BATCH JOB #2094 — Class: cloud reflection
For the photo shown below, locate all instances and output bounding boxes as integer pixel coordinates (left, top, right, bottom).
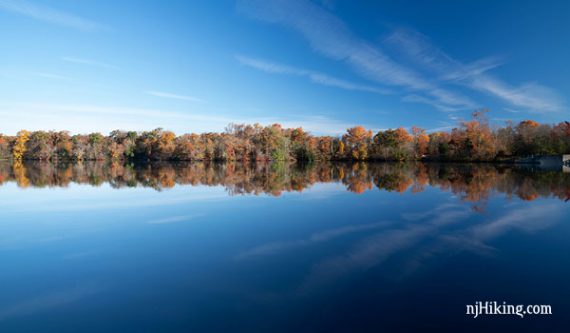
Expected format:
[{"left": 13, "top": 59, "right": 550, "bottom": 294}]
[{"left": 0, "top": 284, "right": 103, "bottom": 322}]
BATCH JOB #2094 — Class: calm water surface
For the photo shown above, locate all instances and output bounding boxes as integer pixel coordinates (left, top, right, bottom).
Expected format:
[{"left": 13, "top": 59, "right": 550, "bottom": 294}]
[{"left": 0, "top": 162, "right": 569, "bottom": 332}]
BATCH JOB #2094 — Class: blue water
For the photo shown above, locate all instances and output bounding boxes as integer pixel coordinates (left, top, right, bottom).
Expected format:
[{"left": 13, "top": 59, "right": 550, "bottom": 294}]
[{"left": 0, "top": 162, "right": 569, "bottom": 332}]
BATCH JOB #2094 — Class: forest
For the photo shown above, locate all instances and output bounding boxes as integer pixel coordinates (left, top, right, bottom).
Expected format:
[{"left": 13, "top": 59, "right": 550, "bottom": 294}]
[{"left": 1, "top": 111, "right": 569, "bottom": 162}]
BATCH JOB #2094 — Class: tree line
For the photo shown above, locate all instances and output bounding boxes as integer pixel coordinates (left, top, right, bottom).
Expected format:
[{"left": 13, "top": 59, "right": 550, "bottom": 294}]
[{"left": 1, "top": 110, "right": 568, "bottom": 162}]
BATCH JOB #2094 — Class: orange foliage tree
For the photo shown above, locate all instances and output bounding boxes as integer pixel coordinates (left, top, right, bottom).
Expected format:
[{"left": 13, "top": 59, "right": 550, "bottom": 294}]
[{"left": 342, "top": 126, "right": 373, "bottom": 160}]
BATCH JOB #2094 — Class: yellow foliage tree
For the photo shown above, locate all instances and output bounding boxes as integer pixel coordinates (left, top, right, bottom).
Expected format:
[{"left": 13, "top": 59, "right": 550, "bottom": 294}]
[
  {"left": 13, "top": 130, "right": 30, "bottom": 160},
  {"left": 338, "top": 141, "right": 345, "bottom": 156}
]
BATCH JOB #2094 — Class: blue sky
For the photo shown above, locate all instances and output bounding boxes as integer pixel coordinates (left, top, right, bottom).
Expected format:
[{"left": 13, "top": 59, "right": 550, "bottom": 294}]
[{"left": 0, "top": 0, "right": 568, "bottom": 135}]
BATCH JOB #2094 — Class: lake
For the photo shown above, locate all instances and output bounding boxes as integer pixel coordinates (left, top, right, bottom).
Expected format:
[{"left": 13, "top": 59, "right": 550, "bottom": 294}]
[{"left": 0, "top": 161, "right": 569, "bottom": 332}]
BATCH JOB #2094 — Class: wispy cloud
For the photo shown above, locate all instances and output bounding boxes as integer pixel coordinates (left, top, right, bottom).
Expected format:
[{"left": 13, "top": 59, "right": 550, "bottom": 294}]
[
  {"left": 385, "top": 28, "right": 564, "bottom": 112},
  {"left": 146, "top": 91, "right": 205, "bottom": 102},
  {"left": 0, "top": 284, "right": 103, "bottom": 322},
  {"left": 236, "top": 55, "right": 392, "bottom": 95},
  {"left": 470, "top": 76, "right": 563, "bottom": 112},
  {"left": 0, "top": 0, "right": 106, "bottom": 31},
  {"left": 147, "top": 214, "right": 206, "bottom": 224},
  {"left": 236, "top": 55, "right": 305, "bottom": 75},
  {"left": 470, "top": 204, "right": 560, "bottom": 240},
  {"left": 426, "top": 125, "right": 454, "bottom": 133},
  {"left": 238, "top": 0, "right": 475, "bottom": 111},
  {"left": 439, "top": 203, "right": 562, "bottom": 257},
  {"left": 295, "top": 207, "right": 471, "bottom": 292},
  {"left": 31, "top": 72, "right": 71, "bottom": 80},
  {"left": 238, "top": 0, "right": 424, "bottom": 87},
  {"left": 402, "top": 94, "right": 461, "bottom": 112},
  {"left": 384, "top": 28, "right": 503, "bottom": 81},
  {"left": 61, "top": 57, "right": 117, "bottom": 70},
  {"left": 239, "top": 1, "right": 564, "bottom": 113},
  {"left": 236, "top": 221, "right": 392, "bottom": 259}
]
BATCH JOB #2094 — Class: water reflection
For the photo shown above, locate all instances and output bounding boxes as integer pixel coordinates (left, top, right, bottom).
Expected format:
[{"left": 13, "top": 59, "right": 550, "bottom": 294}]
[
  {"left": 1, "top": 161, "right": 569, "bottom": 205},
  {"left": 1, "top": 161, "right": 569, "bottom": 332}
]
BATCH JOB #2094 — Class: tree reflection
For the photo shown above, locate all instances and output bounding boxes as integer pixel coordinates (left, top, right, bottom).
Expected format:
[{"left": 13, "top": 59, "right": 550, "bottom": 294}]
[{"left": 1, "top": 161, "right": 569, "bottom": 206}]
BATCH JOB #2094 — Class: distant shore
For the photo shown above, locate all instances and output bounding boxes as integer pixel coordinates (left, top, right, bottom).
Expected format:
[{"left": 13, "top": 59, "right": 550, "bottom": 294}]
[{"left": 1, "top": 112, "right": 568, "bottom": 163}]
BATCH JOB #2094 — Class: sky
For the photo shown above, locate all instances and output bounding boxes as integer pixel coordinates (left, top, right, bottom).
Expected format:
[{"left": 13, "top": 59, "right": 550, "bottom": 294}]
[{"left": 0, "top": 0, "right": 569, "bottom": 136}]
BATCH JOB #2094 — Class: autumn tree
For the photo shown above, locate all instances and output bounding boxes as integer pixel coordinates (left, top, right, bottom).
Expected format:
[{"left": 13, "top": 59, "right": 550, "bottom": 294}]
[
  {"left": 459, "top": 110, "right": 496, "bottom": 160},
  {"left": 336, "top": 140, "right": 345, "bottom": 159},
  {"left": 514, "top": 120, "right": 542, "bottom": 156},
  {"left": 290, "top": 127, "right": 315, "bottom": 161},
  {"left": 178, "top": 134, "right": 205, "bottom": 161},
  {"left": 495, "top": 122, "right": 516, "bottom": 158},
  {"left": 85, "top": 133, "right": 106, "bottom": 160},
  {"left": 427, "top": 132, "right": 451, "bottom": 159},
  {"left": 550, "top": 121, "right": 570, "bottom": 154},
  {"left": 343, "top": 126, "right": 372, "bottom": 160},
  {"left": 372, "top": 127, "right": 413, "bottom": 160},
  {"left": 53, "top": 131, "right": 72, "bottom": 160},
  {"left": 315, "top": 136, "right": 334, "bottom": 160},
  {"left": 109, "top": 130, "right": 137, "bottom": 160},
  {"left": 251, "top": 124, "right": 290, "bottom": 161},
  {"left": 0, "top": 134, "right": 10, "bottom": 160},
  {"left": 155, "top": 130, "right": 177, "bottom": 160},
  {"left": 136, "top": 129, "right": 162, "bottom": 160},
  {"left": 12, "top": 130, "right": 30, "bottom": 160},
  {"left": 411, "top": 126, "right": 429, "bottom": 158},
  {"left": 26, "top": 131, "right": 52, "bottom": 160},
  {"left": 71, "top": 134, "right": 89, "bottom": 160}
]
